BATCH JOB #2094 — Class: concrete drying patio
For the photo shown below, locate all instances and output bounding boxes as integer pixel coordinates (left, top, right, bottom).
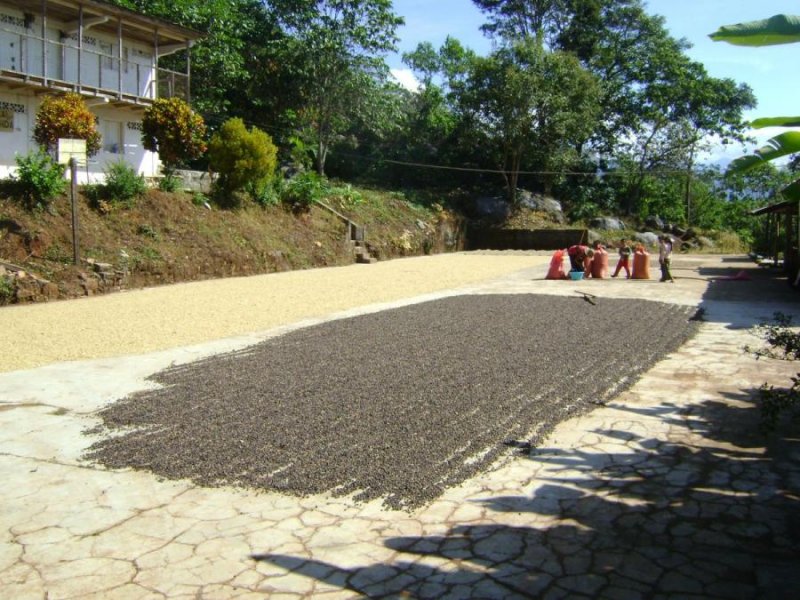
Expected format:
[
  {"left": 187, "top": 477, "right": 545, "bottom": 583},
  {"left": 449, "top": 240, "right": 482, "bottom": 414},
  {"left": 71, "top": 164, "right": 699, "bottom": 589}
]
[{"left": 1, "top": 252, "right": 799, "bottom": 599}]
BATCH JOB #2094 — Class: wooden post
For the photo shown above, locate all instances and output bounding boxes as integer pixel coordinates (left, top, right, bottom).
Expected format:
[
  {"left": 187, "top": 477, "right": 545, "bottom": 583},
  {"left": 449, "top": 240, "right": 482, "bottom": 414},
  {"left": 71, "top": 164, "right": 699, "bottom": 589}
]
[{"left": 70, "top": 157, "right": 79, "bottom": 265}]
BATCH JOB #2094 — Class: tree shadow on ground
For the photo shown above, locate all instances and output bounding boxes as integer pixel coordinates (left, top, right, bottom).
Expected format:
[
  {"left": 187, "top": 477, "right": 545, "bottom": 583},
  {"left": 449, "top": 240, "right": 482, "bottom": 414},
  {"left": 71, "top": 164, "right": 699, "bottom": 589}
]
[{"left": 252, "top": 394, "right": 800, "bottom": 599}]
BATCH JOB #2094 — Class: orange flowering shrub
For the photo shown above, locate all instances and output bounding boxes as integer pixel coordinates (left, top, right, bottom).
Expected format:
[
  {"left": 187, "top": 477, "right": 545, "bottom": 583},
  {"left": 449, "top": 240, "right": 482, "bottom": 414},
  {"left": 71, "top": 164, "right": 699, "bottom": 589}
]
[
  {"left": 141, "top": 98, "right": 207, "bottom": 169},
  {"left": 33, "top": 93, "right": 101, "bottom": 156}
]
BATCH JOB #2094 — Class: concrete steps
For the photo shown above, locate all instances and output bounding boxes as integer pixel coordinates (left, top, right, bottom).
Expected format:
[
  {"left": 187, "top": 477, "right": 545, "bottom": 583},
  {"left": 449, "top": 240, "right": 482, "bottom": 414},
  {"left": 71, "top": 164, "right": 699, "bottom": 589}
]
[{"left": 353, "top": 240, "right": 377, "bottom": 264}]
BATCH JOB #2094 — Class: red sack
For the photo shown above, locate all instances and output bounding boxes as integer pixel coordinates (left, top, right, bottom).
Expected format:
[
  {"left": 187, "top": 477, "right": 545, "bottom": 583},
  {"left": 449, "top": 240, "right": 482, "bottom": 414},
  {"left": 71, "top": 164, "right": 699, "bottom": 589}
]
[
  {"left": 591, "top": 249, "right": 609, "bottom": 279},
  {"left": 546, "top": 249, "right": 570, "bottom": 280},
  {"left": 632, "top": 249, "right": 650, "bottom": 279}
]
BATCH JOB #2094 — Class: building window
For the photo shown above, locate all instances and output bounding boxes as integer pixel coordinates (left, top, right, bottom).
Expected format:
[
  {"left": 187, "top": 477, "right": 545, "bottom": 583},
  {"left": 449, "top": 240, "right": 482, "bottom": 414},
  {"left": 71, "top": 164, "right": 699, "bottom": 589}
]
[
  {"left": 100, "top": 41, "right": 115, "bottom": 70},
  {"left": 103, "top": 120, "right": 123, "bottom": 154}
]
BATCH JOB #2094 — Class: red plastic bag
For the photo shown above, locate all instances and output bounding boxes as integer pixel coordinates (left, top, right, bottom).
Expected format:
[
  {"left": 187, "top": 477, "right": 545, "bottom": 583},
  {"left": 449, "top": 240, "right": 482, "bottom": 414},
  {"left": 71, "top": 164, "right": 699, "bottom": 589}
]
[
  {"left": 632, "top": 248, "right": 650, "bottom": 279},
  {"left": 546, "top": 249, "right": 570, "bottom": 280}
]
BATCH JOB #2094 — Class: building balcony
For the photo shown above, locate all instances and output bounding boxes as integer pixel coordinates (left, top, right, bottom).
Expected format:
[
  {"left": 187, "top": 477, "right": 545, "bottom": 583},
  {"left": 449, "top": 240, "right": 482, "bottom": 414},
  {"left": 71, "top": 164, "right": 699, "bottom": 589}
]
[
  {"left": 0, "top": 27, "right": 189, "bottom": 108},
  {"left": 0, "top": 0, "right": 201, "bottom": 109}
]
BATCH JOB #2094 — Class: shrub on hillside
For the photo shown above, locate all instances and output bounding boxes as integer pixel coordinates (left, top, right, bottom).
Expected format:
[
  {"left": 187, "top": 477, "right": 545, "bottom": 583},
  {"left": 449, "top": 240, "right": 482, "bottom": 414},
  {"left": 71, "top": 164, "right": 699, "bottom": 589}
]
[
  {"left": 281, "top": 171, "right": 328, "bottom": 212},
  {"left": 84, "top": 162, "right": 146, "bottom": 212},
  {"left": 208, "top": 118, "right": 278, "bottom": 205},
  {"left": 104, "top": 161, "right": 147, "bottom": 205},
  {"left": 142, "top": 98, "right": 207, "bottom": 173},
  {"left": 11, "top": 151, "right": 66, "bottom": 209},
  {"left": 33, "top": 93, "right": 101, "bottom": 156}
]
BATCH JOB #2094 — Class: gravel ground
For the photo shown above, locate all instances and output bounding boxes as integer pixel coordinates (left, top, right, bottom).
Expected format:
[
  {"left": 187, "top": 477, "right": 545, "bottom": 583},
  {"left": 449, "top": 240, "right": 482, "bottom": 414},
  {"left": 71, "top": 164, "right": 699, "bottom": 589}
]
[
  {"left": 86, "top": 294, "right": 699, "bottom": 510},
  {"left": 0, "top": 253, "right": 540, "bottom": 372}
]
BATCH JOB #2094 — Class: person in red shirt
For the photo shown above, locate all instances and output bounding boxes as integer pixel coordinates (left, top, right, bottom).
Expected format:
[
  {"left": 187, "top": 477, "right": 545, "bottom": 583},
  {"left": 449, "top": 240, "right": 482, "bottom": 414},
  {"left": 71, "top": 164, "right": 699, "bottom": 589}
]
[{"left": 567, "top": 244, "right": 588, "bottom": 272}]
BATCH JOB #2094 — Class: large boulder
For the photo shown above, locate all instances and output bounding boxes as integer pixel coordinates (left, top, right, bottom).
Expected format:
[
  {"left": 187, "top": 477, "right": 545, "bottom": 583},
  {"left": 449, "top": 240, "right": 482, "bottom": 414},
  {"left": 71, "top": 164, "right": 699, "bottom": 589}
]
[
  {"left": 645, "top": 215, "right": 665, "bottom": 230},
  {"left": 472, "top": 196, "right": 512, "bottom": 220},
  {"left": 589, "top": 216, "right": 625, "bottom": 231},
  {"left": 517, "top": 190, "right": 564, "bottom": 219},
  {"left": 634, "top": 232, "right": 660, "bottom": 247},
  {"left": 696, "top": 235, "right": 715, "bottom": 249}
]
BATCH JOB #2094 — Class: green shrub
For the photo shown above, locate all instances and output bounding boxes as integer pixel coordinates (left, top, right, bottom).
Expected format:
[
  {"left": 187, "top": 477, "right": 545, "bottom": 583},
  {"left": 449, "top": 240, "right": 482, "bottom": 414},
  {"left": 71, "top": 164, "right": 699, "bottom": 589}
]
[
  {"left": 12, "top": 151, "right": 66, "bottom": 209},
  {"left": 208, "top": 118, "right": 278, "bottom": 202},
  {"left": 142, "top": 97, "right": 207, "bottom": 170},
  {"left": 158, "top": 170, "right": 182, "bottom": 192},
  {"left": 329, "top": 183, "right": 363, "bottom": 207},
  {"left": 747, "top": 312, "right": 800, "bottom": 430},
  {"left": 104, "top": 161, "right": 146, "bottom": 205},
  {"left": 281, "top": 171, "right": 328, "bottom": 211},
  {"left": 34, "top": 93, "right": 101, "bottom": 156},
  {"left": 136, "top": 223, "right": 159, "bottom": 240},
  {"left": 191, "top": 191, "right": 210, "bottom": 207},
  {"left": 0, "top": 275, "right": 14, "bottom": 305},
  {"left": 249, "top": 175, "right": 283, "bottom": 208}
]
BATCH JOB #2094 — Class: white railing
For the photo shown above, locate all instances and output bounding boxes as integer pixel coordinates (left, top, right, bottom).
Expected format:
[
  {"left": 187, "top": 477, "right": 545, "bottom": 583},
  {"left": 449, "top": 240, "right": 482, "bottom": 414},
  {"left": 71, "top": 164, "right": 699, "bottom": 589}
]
[{"left": 0, "top": 26, "right": 189, "bottom": 102}]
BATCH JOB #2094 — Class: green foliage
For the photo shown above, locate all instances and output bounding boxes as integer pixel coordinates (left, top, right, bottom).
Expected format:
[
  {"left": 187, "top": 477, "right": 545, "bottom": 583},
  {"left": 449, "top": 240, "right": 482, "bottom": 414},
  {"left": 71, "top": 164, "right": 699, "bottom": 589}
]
[
  {"left": 271, "top": 0, "right": 404, "bottom": 175},
  {"left": 249, "top": 176, "right": 283, "bottom": 208},
  {"left": 33, "top": 93, "right": 101, "bottom": 156},
  {"left": 191, "top": 192, "right": 210, "bottom": 207},
  {"left": 712, "top": 13, "right": 800, "bottom": 199},
  {"left": 463, "top": 38, "right": 601, "bottom": 201},
  {"left": 281, "top": 171, "right": 328, "bottom": 211},
  {"left": 746, "top": 312, "right": 800, "bottom": 430},
  {"left": 142, "top": 98, "right": 207, "bottom": 169},
  {"left": 0, "top": 275, "right": 14, "bottom": 305},
  {"left": 104, "top": 161, "right": 147, "bottom": 206},
  {"left": 329, "top": 183, "right": 364, "bottom": 207},
  {"left": 136, "top": 223, "right": 159, "bottom": 240},
  {"left": 12, "top": 151, "right": 67, "bottom": 209},
  {"left": 208, "top": 118, "right": 278, "bottom": 200},
  {"left": 158, "top": 171, "right": 182, "bottom": 192},
  {"left": 710, "top": 14, "right": 800, "bottom": 46}
]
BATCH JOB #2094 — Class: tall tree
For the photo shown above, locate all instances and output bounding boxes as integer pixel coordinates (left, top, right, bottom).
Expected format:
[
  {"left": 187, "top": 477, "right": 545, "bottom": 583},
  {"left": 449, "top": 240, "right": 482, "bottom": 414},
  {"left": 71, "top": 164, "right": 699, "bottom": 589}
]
[
  {"left": 110, "top": 0, "right": 282, "bottom": 124},
  {"left": 473, "top": 0, "right": 567, "bottom": 42},
  {"left": 461, "top": 39, "right": 600, "bottom": 202},
  {"left": 270, "top": 0, "right": 403, "bottom": 175}
]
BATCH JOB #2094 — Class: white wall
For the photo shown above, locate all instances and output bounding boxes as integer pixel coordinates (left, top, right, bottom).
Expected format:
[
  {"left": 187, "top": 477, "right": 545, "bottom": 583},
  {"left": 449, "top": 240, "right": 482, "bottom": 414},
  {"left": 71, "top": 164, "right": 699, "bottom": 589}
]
[
  {"left": 0, "top": 3, "right": 162, "bottom": 182},
  {"left": 0, "top": 92, "right": 160, "bottom": 183}
]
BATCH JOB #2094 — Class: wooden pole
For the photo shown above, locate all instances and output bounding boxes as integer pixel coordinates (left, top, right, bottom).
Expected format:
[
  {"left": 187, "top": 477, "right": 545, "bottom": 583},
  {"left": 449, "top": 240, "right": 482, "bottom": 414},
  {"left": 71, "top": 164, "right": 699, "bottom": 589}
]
[{"left": 70, "top": 157, "right": 79, "bottom": 265}]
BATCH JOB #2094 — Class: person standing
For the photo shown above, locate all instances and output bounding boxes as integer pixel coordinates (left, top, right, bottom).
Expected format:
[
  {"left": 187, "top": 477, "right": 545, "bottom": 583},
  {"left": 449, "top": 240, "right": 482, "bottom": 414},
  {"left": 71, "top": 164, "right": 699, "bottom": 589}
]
[
  {"left": 612, "top": 239, "right": 632, "bottom": 278},
  {"left": 658, "top": 235, "right": 675, "bottom": 282}
]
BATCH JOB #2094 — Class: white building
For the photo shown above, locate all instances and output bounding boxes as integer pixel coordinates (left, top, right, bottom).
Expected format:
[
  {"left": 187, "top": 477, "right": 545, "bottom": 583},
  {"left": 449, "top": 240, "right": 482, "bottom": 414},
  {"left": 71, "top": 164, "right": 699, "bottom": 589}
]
[{"left": 0, "top": 0, "right": 201, "bottom": 182}]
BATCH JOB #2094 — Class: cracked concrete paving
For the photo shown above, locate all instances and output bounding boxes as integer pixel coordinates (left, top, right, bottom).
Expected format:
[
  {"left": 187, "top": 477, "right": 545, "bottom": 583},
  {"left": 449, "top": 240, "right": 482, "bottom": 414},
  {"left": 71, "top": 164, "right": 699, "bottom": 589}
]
[{"left": 2, "top": 252, "right": 799, "bottom": 599}]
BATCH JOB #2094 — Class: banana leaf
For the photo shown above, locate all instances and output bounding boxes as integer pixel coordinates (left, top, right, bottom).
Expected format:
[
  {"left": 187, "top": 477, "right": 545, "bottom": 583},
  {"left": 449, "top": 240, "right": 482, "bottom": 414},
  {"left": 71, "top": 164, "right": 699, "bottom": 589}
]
[
  {"left": 727, "top": 131, "right": 800, "bottom": 173},
  {"left": 750, "top": 116, "right": 800, "bottom": 128},
  {"left": 781, "top": 178, "right": 800, "bottom": 201},
  {"left": 710, "top": 14, "right": 800, "bottom": 46}
]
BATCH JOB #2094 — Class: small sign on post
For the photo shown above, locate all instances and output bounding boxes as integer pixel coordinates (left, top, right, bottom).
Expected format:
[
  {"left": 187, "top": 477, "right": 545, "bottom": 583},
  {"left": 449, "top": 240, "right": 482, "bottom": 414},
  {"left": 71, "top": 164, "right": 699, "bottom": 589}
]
[
  {"left": 58, "top": 138, "right": 87, "bottom": 167},
  {"left": 58, "top": 139, "right": 86, "bottom": 265}
]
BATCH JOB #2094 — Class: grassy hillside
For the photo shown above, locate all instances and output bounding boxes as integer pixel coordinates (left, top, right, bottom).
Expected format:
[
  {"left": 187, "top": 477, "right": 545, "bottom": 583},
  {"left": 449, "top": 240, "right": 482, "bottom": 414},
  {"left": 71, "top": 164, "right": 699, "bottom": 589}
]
[{"left": 0, "top": 186, "right": 464, "bottom": 305}]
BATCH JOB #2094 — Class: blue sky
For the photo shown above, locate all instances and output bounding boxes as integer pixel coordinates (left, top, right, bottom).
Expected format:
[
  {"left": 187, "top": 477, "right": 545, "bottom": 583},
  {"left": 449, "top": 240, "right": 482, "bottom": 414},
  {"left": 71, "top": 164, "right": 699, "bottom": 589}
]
[{"left": 387, "top": 0, "right": 800, "bottom": 163}]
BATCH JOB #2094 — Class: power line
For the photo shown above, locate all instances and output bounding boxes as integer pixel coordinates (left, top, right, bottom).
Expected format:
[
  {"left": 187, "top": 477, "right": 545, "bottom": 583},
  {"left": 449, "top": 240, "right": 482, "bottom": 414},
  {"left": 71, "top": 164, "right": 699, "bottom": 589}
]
[{"left": 379, "top": 157, "right": 696, "bottom": 177}]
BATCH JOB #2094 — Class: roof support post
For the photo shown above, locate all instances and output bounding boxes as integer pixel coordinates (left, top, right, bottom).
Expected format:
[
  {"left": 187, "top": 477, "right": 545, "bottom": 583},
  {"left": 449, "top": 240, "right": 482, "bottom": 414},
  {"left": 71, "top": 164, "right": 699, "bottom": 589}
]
[
  {"left": 41, "top": 0, "right": 48, "bottom": 85},
  {"left": 152, "top": 28, "right": 158, "bottom": 100},
  {"left": 117, "top": 17, "right": 123, "bottom": 98},
  {"left": 186, "top": 41, "right": 191, "bottom": 103},
  {"left": 77, "top": 4, "right": 83, "bottom": 93}
]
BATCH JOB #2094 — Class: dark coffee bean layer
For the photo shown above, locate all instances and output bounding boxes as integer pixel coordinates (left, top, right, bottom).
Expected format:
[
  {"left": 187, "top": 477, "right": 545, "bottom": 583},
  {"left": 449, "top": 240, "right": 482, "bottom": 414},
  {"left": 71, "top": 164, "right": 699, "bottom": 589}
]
[{"left": 86, "top": 294, "right": 698, "bottom": 510}]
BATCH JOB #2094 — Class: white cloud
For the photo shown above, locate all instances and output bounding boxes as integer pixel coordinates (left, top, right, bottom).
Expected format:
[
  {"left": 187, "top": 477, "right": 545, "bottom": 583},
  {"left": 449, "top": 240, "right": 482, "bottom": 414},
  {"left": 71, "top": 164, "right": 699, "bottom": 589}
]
[
  {"left": 390, "top": 68, "right": 421, "bottom": 92},
  {"left": 700, "top": 126, "right": 794, "bottom": 167}
]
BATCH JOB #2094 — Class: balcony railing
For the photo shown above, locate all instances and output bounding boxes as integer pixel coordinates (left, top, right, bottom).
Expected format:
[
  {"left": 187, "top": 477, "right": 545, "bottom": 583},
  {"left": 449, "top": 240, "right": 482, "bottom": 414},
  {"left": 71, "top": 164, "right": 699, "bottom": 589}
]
[{"left": 0, "top": 26, "right": 189, "bottom": 104}]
